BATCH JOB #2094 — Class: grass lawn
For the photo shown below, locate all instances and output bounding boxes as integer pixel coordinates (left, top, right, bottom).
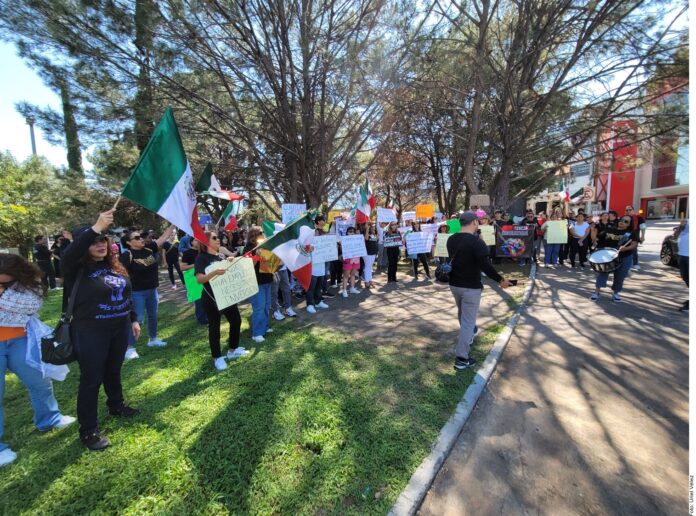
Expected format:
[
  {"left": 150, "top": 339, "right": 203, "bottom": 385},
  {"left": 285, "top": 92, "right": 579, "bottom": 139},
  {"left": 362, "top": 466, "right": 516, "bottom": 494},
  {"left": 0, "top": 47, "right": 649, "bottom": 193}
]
[{"left": 1, "top": 281, "right": 513, "bottom": 515}]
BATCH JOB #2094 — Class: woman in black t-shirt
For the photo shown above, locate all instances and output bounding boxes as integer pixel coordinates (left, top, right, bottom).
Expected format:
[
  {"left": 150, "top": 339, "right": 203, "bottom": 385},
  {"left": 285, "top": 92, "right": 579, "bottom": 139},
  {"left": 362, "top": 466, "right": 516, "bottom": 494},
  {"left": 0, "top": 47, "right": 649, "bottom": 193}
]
[
  {"left": 162, "top": 238, "right": 185, "bottom": 290},
  {"left": 590, "top": 216, "right": 639, "bottom": 303},
  {"left": 195, "top": 231, "right": 247, "bottom": 371}
]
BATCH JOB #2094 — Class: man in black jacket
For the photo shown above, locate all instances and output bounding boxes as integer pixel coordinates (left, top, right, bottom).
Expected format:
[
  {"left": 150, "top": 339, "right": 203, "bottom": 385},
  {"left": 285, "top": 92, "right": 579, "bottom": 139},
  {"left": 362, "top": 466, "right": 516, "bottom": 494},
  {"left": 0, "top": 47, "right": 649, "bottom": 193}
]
[{"left": 33, "top": 235, "right": 56, "bottom": 289}]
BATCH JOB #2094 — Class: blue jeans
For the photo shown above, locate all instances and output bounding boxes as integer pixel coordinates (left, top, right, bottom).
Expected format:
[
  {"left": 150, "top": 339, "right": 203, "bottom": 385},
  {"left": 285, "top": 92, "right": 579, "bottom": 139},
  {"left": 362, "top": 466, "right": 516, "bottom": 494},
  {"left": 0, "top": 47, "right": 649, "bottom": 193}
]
[
  {"left": 0, "top": 336, "right": 62, "bottom": 451},
  {"left": 250, "top": 283, "right": 272, "bottom": 337},
  {"left": 194, "top": 299, "right": 208, "bottom": 324},
  {"left": 544, "top": 242, "right": 560, "bottom": 264},
  {"left": 596, "top": 255, "right": 633, "bottom": 293},
  {"left": 129, "top": 288, "right": 159, "bottom": 345}
]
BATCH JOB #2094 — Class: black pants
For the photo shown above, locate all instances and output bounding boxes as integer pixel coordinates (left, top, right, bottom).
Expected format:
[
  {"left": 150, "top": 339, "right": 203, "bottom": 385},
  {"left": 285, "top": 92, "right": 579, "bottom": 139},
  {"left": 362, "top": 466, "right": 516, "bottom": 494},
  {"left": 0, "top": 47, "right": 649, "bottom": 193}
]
[
  {"left": 37, "top": 260, "right": 56, "bottom": 289},
  {"left": 72, "top": 317, "right": 130, "bottom": 436},
  {"left": 569, "top": 239, "right": 588, "bottom": 266},
  {"left": 167, "top": 260, "right": 185, "bottom": 286},
  {"left": 490, "top": 245, "right": 500, "bottom": 264},
  {"left": 679, "top": 255, "right": 689, "bottom": 307},
  {"left": 201, "top": 291, "right": 241, "bottom": 358},
  {"left": 330, "top": 260, "right": 343, "bottom": 286},
  {"left": 53, "top": 258, "right": 61, "bottom": 278},
  {"left": 306, "top": 275, "right": 324, "bottom": 306},
  {"left": 412, "top": 254, "right": 430, "bottom": 278},
  {"left": 386, "top": 247, "right": 400, "bottom": 282}
]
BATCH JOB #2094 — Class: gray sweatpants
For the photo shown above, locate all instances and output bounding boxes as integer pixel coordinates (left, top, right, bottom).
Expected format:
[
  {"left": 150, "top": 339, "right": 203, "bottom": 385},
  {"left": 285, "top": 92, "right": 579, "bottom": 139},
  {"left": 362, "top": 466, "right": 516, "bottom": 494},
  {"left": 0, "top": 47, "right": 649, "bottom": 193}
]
[
  {"left": 449, "top": 286, "right": 482, "bottom": 359},
  {"left": 271, "top": 269, "right": 292, "bottom": 312}
]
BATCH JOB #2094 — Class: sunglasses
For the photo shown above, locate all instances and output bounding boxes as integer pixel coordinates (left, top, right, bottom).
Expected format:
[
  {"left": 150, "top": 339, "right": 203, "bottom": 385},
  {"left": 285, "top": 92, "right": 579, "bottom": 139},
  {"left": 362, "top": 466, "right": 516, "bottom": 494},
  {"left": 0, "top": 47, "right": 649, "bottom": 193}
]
[
  {"left": 0, "top": 280, "right": 16, "bottom": 288},
  {"left": 210, "top": 236, "right": 219, "bottom": 240},
  {"left": 130, "top": 235, "right": 142, "bottom": 241},
  {"left": 620, "top": 219, "right": 631, "bottom": 224}
]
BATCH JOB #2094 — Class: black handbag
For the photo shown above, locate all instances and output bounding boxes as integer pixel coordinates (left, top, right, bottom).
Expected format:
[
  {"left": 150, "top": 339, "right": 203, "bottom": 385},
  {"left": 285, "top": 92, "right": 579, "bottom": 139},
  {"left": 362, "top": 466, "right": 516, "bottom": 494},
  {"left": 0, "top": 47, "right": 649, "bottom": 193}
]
[{"left": 41, "top": 269, "right": 84, "bottom": 365}]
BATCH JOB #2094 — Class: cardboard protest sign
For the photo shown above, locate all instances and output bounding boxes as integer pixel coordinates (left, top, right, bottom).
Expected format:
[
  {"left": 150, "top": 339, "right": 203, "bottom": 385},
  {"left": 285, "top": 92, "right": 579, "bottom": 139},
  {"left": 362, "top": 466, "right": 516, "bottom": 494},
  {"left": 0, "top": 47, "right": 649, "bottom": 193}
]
[
  {"left": 383, "top": 232, "right": 403, "bottom": 248},
  {"left": 479, "top": 225, "right": 496, "bottom": 246},
  {"left": 336, "top": 219, "right": 355, "bottom": 236},
  {"left": 377, "top": 207, "right": 397, "bottom": 223},
  {"left": 446, "top": 219, "right": 461, "bottom": 234},
  {"left": 327, "top": 210, "right": 342, "bottom": 222},
  {"left": 339, "top": 234, "right": 367, "bottom": 259},
  {"left": 405, "top": 232, "right": 431, "bottom": 255},
  {"left": 281, "top": 203, "right": 306, "bottom": 224},
  {"left": 402, "top": 211, "right": 416, "bottom": 223},
  {"left": 415, "top": 204, "right": 434, "bottom": 219},
  {"left": 496, "top": 225, "right": 534, "bottom": 258},
  {"left": 420, "top": 223, "right": 439, "bottom": 235},
  {"left": 311, "top": 235, "right": 338, "bottom": 263},
  {"left": 545, "top": 220, "right": 568, "bottom": 244},
  {"left": 183, "top": 268, "right": 203, "bottom": 302},
  {"left": 434, "top": 234, "right": 451, "bottom": 257},
  {"left": 434, "top": 211, "right": 443, "bottom": 221},
  {"left": 206, "top": 257, "right": 259, "bottom": 310}
]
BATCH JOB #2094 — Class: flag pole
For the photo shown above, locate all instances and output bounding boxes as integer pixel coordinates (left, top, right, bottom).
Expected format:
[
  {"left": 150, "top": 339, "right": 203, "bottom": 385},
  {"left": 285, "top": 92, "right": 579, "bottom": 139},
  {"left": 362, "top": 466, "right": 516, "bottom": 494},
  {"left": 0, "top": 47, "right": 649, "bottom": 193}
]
[{"left": 112, "top": 196, "right": 121, "bottom": 211}]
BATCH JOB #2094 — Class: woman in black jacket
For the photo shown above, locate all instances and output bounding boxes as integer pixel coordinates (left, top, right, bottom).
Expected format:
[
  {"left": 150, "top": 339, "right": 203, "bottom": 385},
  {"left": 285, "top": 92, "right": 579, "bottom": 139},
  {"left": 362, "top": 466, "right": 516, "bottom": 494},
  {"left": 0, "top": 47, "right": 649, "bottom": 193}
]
[{"left": 61, "top": 209, "right": 140, "bottom": 451}]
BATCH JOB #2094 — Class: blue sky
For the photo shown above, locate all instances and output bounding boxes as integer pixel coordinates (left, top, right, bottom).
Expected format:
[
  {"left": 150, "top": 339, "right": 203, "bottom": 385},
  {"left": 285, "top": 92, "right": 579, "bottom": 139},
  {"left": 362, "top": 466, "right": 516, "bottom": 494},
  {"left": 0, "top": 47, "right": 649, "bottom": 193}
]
[{"left": 0, "top": 41, "right": 67, "bottom": 167}]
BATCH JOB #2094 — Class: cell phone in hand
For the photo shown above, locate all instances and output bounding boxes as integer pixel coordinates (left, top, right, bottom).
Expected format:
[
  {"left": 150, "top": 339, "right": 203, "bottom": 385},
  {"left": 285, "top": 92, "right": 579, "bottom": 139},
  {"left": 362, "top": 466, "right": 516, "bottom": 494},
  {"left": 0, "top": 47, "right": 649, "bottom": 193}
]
[{"left": 509, "top": 279, "right": 518, "bottom": 286}]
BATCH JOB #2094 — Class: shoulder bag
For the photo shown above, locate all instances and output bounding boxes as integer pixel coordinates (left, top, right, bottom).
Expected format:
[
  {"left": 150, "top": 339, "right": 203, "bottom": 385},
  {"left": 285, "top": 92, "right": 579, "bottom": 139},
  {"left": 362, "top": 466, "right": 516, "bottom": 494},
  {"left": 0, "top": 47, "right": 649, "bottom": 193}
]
[{"left": 40, "top": 268, "right": 84, "bottom": 365}]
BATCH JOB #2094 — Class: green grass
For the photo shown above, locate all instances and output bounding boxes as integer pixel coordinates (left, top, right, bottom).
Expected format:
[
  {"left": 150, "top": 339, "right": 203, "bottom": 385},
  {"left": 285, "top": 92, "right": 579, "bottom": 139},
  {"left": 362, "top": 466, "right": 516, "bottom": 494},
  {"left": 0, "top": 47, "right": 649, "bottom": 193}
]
[{"left": 1, "top": 290, "right": 507, "bottom": 515}]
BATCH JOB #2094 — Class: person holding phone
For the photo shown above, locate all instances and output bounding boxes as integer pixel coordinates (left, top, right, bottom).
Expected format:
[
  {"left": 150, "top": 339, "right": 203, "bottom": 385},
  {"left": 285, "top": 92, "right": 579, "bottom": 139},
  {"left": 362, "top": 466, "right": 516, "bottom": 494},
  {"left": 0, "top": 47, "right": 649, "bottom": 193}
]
[{"left": 447, "top": 212, "right": 512, "bottom": 371}]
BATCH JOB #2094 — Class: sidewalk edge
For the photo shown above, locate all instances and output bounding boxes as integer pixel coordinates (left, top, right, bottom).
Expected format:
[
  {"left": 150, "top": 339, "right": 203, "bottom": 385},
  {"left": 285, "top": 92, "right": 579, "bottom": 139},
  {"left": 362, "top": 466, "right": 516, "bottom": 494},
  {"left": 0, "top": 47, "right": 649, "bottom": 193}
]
[{"left": 388, "top": 264, "right": 537, "bottom": 516}]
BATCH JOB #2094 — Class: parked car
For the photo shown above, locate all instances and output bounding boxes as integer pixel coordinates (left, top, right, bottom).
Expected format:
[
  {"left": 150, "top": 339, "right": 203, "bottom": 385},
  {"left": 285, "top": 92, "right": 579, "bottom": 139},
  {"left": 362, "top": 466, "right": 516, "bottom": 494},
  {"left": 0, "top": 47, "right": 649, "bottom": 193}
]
[{"left": 660, "top": 227, "right": 680, "bottom": 267}]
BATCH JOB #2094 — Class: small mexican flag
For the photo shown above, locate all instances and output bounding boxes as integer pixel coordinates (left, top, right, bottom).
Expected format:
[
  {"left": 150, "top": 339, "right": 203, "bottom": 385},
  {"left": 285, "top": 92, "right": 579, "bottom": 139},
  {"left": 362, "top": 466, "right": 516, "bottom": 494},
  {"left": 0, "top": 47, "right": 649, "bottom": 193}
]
[
  {"left": 355, "top": 177, "right": 375, "bottom": 224},
  {"left": 195, "top": 162, "right": 245, "bottom": 201},
  {"left": 559, "top": 179, "right": 570, "bottom": 203},
  {"left": 258, "top": 212, "right": 315, "bottom": 290},
  {"left": 121, "top": 108, "right": 207, "bottom": 243},
  {"left": 221, "top": 203, "right": 238, "bottom": 231}
]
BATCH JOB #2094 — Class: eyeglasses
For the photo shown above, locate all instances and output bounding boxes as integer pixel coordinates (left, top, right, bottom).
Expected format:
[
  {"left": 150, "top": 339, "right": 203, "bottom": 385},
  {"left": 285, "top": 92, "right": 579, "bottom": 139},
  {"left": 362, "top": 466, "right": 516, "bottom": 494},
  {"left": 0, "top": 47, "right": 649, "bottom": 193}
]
[{"left": 130, "top": 235, "right": 142, "bottom": 241}]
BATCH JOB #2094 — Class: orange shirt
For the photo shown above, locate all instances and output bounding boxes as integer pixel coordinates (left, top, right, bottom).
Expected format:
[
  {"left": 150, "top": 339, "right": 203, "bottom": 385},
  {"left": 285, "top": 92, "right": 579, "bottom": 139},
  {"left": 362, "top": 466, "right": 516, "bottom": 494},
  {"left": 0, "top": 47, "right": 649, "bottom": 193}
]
[{"left": 0, "top": 327, "right": 26, "bottom": 341}]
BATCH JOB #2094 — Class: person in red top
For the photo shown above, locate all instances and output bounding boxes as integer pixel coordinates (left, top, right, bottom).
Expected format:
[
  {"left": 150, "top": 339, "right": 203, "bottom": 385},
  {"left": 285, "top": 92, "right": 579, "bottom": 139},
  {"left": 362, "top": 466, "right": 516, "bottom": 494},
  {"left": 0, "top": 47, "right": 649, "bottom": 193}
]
[{"left": 623, "top": 206, "right": 646, "bottom": 270}]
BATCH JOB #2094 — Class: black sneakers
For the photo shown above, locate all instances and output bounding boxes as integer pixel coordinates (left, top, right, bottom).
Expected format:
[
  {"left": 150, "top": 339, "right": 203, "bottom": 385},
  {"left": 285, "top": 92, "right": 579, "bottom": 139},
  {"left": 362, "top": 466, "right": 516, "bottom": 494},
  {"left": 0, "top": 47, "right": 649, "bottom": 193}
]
[
  {"left": 322, "top": 291, "right": 336, "bottom": 299},
  {"left": 81, "top": 431, "right": 110, "bottom": 451},
  {"left": 109, "top": 405, "right": 140, "bottom": 418},
  {"left": 454, "top": 357, "right": 477, "bottom": 370}
]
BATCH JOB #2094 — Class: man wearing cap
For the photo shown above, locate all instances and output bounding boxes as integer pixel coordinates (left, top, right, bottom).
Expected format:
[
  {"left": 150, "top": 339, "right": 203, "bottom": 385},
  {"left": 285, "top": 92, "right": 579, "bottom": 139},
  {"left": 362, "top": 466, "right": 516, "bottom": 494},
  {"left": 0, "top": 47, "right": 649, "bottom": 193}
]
[{"left": 447, "top": 211, "right": 511, "bottom": 370}]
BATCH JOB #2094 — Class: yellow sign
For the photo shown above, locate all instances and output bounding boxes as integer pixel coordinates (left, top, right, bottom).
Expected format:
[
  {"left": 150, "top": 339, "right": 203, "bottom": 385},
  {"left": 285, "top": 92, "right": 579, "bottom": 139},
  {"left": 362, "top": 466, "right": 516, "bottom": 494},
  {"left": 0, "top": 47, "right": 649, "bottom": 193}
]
[
  {"left": 415, "top": 204, "right": 435, "bottom": 219},
  {"left": 207, "top": 257, "right": 259, "bottom": 310},
  {"left": 545, "top": 220, "right": 568, "bottom": 244},
  {"left": 327, "top": 210, "right": 342, "bottom": 222},
  {"left": 479, "top": 225, "right": 495, "bottom": 246},
  {"left": 434, "top": 234, "right": 451, "bottom": 257}
]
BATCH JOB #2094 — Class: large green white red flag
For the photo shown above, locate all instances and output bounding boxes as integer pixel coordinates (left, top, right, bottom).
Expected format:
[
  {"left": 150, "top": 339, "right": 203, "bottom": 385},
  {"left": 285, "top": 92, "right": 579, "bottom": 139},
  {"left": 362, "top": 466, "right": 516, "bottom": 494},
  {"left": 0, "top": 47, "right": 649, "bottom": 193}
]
[
  {"left": 121, "top": 108, "right": 207, "bottom": 243},
  {"left": 195, "top": 162, "right": 245, "bottom": 201},
  {"left": 220, "top": 203, "right": 238, "bottom": 231},
  {"left": 355, "top": 177, "right": 375, "bottom": 224},
  {"left": 258, "top": 212, "right": 315, "bottom": 290}
]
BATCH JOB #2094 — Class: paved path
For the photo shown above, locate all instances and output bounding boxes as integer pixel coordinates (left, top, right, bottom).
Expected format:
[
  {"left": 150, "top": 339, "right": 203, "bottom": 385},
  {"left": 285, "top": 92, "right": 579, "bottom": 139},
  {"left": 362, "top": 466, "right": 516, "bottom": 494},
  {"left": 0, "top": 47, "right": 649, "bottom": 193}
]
[{"left": 420, "top": 221, "right": 689, "bottom": 515}]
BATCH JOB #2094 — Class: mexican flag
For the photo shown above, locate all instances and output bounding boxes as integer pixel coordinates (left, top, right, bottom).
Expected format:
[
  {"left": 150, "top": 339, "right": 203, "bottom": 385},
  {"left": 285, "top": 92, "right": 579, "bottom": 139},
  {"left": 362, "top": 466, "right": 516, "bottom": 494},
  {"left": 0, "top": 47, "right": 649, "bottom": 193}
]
[
  {"left": 221, "top": 203, "right": 238, "bottom": 231},
  {"left": 258, "top": 212, "right": 315, "bottom": 290},
  {"left": 195, "top": 163, "right": 245, "bottom": 201},
  {"left": 559, "top": 179, "right": 570, "bottom": 203},
  {"left": 121, "top": 107, "right": 207, "bottom": 243},
  {"left": 355, "top": 177, "right": 375, "bottom": 224}
]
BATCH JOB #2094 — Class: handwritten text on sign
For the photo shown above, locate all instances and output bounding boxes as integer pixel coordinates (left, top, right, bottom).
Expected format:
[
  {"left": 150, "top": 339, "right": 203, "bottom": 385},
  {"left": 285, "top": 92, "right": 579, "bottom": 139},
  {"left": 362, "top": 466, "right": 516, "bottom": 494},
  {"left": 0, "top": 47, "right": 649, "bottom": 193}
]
[
  {"left": 311, "top": 235, "right": 338, "bottom": 263},
  {"left": 545, "top": 220, "right": 568, "bottom": 244},
  {"left": 405, "top": 232, "right": 432, "bottom": 254},
  {"left": 479, "top": 225, "right": 496, "bottom": 246},
  {"left": 206, "top": 257, "right": 259, "bottom": 311},
  {"left": 415, "top": 204, "right": 434, "bottom": 219},
  {"left": 434, "top": 234, "right": 451, "bottom": 257},
  {"left": 383, "top": 233, "right": 403, "bottom": 248},
  {"left": 376, "top": 207, "right": 397, "bottom": 223},
  {"left": 281, "top": 203, "right": 306, "bottom": 224},
  {"left": 340, "top": 234, "right": 367, "bottom": 259}
]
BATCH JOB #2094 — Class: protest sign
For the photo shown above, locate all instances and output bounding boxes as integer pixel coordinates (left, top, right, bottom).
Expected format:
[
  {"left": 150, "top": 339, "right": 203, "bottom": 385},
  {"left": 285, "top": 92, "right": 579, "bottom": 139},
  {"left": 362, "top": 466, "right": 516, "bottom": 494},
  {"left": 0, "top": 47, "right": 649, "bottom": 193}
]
[
  {"left": 434, "top": 211, "right": 443, "bottom": 221},
  {"left": 496, "top": 225, "right": 534, "bottom": 258},
  {"left": 336, "top": 218, "right": 355, "bottom": 236},
  {"left": 311, "top": 235, "right": 338, "bottom": 263},
  {"left": 420, "top": 223, "right": 439, "bottom": 235},
  {"left": 340, "top": 234, "right": 367, "bottom": 259},
  {"left": 402, "top": 211, "right": 416, "bottom": 223},
  {"left": 415, "top": 204, "right": 434, "bottom": 219},
  {"left": 470, "top": 194, "right": 490, "bottom": 207},
  {"left": 183, "top": 268, "right": 203, "bottom": 302},
  {"left": 383, "top": 232, "right": 403, "bottom": 248},
  {"left": 406, "top": 232, "right": 431, "bottom": 255},
  {"left": 281, "top": 203, "right": 306, "bottom": 224},
  {"left": 434, "top": 234, "right": 451, "bottom": 257},
  {"left": 545, "top": 220, "right": 568, "bottom": 244},
  {"left": 446, "top": 219, "right": 461, "bottom": 234},
  {"left": 479, "top": 225, "right": 496, "bottom": 246},
  {"left": 206, "top": 257, "right": 259, "bottom": 310},
  {"left": 327, "top": 210, "right": 342, "bottom": 222},
  {"left": 377, "top": 207, "right": 397, "bottom": 223}
]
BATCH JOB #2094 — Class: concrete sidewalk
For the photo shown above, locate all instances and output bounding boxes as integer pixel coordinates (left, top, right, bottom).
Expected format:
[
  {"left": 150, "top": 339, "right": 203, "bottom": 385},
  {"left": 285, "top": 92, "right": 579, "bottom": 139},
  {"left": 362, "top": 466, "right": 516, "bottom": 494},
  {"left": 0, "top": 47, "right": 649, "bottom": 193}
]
[{"left": 420, "top": 222, "right": 689, "bottom": 515}]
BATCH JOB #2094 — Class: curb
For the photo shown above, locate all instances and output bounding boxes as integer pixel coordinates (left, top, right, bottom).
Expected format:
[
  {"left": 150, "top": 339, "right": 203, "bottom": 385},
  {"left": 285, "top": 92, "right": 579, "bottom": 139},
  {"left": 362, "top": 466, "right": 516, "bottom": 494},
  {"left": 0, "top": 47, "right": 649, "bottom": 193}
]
[{"left": 388, "top": 264, "right": 537, "bottom": 516}]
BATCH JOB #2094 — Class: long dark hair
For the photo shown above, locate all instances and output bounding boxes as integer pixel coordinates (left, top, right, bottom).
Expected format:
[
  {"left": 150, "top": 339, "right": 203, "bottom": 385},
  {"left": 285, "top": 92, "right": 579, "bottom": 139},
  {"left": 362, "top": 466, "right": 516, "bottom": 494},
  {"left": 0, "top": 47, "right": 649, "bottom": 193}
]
[
  {"left": 0, "top": 253, "right": 46, "bottom": 297},
  {"left": 83, "top": 238, "right": 128, "bottom": 276},
  {"left": 199, "top": 231, "right": 217, "bottom": 254}
]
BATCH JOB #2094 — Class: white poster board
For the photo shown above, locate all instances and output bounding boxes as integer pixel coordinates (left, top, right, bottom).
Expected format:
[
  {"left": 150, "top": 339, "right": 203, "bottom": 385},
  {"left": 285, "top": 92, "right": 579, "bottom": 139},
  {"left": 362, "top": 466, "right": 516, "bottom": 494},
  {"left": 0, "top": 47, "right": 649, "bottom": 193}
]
[
  {"left": 311, "top": 235, "right": 338, "bottom": 263},
  {"left": 420, "top": 223, "right": 439, "bottom": 235},
  {"left": 434, "top": 234, "right": 451, "bottom": 257},
  {"left": 377, "top": 207, "right": 397, "bottom": 223},
  {"left": 336, "top": 219, "right": 355, "bottom": 236},
  {"left": 405, "top": 232, "right": 432, "bottom": 255},
  {"left": 206, "top": 257, "right": 259, "bottom": 310},
  {"left": 281, "top": 203, "right": 306, "bottom": 224},
  {"left": 340, "top": 234, "right": 368, "bottom": 259},
  {"left": 479, "top": 225, "right": 496, "bottom": 246},
  {"left": 402, "top": 211, "right": 416, "bottom": 223}
]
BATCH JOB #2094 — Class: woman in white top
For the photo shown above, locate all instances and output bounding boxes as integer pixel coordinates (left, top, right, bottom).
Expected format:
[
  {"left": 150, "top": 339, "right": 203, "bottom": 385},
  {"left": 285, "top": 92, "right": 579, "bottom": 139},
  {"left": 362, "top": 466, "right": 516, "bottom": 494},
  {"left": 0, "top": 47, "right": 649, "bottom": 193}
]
[{"left": 569, "top": 213, "right": 590, "bottom": 269}]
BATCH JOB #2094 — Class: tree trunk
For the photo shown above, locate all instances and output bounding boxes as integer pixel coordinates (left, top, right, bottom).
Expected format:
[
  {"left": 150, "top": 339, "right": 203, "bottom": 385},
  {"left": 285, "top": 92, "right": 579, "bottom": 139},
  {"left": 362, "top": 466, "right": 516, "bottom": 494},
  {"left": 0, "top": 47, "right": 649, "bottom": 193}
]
[
  {"left": 59, "top": 80, "right": 83, "bottom": 176},
  {"left": 134, "top": 0, "right": 155, "bottom": 153}
]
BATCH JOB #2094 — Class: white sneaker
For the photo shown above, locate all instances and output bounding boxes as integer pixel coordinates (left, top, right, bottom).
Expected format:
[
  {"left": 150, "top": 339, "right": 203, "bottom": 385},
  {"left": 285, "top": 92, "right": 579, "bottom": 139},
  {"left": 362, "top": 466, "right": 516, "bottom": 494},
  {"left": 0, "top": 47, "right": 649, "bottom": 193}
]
[
  {"left": 340, "top": 291, "right": 348, "bottom": 298},
  {"left": 0, "top": 448, "right": 17, "bottom": 467},
  {"left": 632, "top": 264, "right": 641, "bottom": 271},
  {"left": 147, "top": 338, "right": 167, "bottom": 347},
  {"left": 273, "top": 310, "right": 285, "bottom": 321},
  {"left": 252, "top": 335, "right": 265, "bottom": 343},
  {"left": 214, "top": 357, "right": 227, "bottom": 371},
  {"left": 285, "top": 307, "right": 297, "bottom": 317},
  {"left": 349, "top": 288, "right": 361, "bottom": 294},
  {"left": 306, "top": 305, "right": 317, "bottom": 314},
  {"left": 52, "top": 415, "right": 76, "bottom": 430},
  {"left": 317, "top": 301, "right": 329, "bottom": 309},
  {"left": 124, "top": 348, "right": 140, "bottom": 360},
  {"left": 612, "top": 293, "right": 622, "bottom": 302},
  {"left": 265, "top": 328, "right": 274, "bottom": 333},
  {"left": 171, "top": 284, "right": 178, "bottom": 291},
  {"left": 226, "top": 347, "right": 249, "bottom": 360}
]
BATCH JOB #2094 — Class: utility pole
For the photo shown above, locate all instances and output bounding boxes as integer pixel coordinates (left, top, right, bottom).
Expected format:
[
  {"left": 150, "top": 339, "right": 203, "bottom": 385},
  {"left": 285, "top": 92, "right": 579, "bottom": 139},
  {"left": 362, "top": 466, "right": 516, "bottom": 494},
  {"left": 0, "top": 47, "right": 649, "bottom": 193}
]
[{"left": 25, "top": 116, "right": 37, "bottom": 156}]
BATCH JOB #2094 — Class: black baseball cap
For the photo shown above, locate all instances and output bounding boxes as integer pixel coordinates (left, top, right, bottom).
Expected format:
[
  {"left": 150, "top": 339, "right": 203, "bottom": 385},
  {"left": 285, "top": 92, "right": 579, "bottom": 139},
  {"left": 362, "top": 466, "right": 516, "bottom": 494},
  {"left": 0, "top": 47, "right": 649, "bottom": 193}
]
[{"left": 459, "top": 211, "right": 478, "bottom": 225}]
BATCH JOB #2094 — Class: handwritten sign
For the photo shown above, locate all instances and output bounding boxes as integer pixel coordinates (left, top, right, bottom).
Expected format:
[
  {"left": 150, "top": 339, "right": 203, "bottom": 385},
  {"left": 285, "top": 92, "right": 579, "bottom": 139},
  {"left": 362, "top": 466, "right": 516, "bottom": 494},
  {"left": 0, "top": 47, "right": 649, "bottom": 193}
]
[
  {"left": 415, "top": 204, "right": 434, "bottom": 219},
  {"left": 327, "top": 210, "right": 342, "bottom": 222},
  {"left": 479, "top": 225, "right": 496, "bottom": 246},
  {"left": 470, "top": 194, "right": 490, "bottom": 207},
  {"left": 206, "top": 257, "right": 259, "bottom": 310},
  {"left": 545, "top": 220, "right": 568, "bottom": 244},
  {"left": 377, "top": 207, "right": 397, "bottom": 223},
  {"left": 420, "top": 223, "right": 439, "bottom": 235},
  {"left": 312, "top": 235, "right": 338, "bottom": 263},
  {"left": 434, "top": 212, "right": 443, "bottom": 221},
  {"left": 405, "top": 232, "right": 432, "bottom": 255},
  {"left": 336, "top": 219, "right": 355, "bottom": 236},
  {"left": 340, "top": 234, "right": 367, "bottom": 259},
  {"left": 183, "top": 268, "right": 203, "bottom": 302},
  {"left": 402, "top": 211, "right": 416, "bottom": 223},
  {"left": 383, "top": 232, "right": 403, "bottom": 248},
  {"left": 434, "top": 234, "right": 451, "bottom": 257},
  {"left": 281, "top": 203, "right": 306, "bottom": 224}
]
